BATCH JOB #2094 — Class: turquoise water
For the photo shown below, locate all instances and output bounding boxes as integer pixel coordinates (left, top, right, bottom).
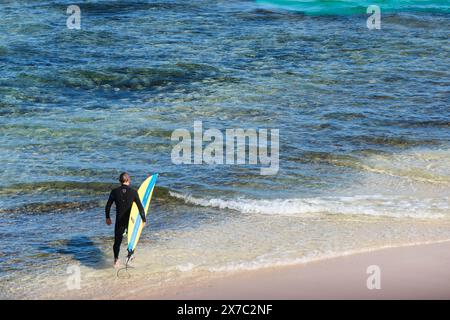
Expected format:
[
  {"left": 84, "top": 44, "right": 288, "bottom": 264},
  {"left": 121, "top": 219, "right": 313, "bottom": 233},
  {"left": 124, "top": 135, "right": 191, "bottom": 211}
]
[
  {"left": 0, "top": 0, "right": 449, "bottom": 298},
  {"left": 257, "top": 0, "right": 450, "bottom": 15}
]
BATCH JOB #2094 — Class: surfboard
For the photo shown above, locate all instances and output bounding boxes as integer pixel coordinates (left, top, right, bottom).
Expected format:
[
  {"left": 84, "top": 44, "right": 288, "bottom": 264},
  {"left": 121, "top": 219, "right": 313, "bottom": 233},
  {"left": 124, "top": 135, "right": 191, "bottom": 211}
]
[{"left": 127, "top": 174, "right": 158, "bottom": 255}]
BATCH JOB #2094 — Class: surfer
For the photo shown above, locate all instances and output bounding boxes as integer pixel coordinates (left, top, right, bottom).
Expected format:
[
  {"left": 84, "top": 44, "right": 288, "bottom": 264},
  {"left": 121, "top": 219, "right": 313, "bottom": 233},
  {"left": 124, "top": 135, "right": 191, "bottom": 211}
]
[{"left": 105, "top": 172, "right": 146, "bottom": 268}]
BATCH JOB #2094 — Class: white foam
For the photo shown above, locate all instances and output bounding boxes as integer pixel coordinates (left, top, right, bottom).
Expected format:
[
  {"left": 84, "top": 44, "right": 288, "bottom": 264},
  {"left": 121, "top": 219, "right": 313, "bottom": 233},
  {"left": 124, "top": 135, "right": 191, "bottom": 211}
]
[
  {"left": 175, "top": 263, "right": 196, "bottom": 272},
  {"left": 169, "top": 192, "right": 448, "bottom": 219},
  {"left": 208, "top": 239, "right": 450, "bottom": 273}
]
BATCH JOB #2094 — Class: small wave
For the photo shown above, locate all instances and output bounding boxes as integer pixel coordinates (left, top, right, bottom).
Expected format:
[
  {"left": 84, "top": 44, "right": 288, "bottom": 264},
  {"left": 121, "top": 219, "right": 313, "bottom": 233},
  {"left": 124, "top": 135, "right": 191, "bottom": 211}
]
[
  {"left": 350, "top": 135, "right": 439, "bottom": 148},
  {"left": 289, "top": 149, "right": 450, "bottom": 185},
  {"left": 0, "top": 181, "right": 172, "bottom": 198},
  {"left": 356, "top": 163, "right": 450, "bottom": 185},
  {"left": 0, "top": 200, "right": 102, "bottom": 215},
  {"left": 0, "top": 182, "right": 181, "bottom": 214},
  {"left": 175, "top": 263, "right": 196, "bottom": 272},
  {"left": 209, "top": 239, "right": 450, "bottom": 272},
  {"left": 386, "top": 119, "right": 450, "bottom": 129},
  {"left": 13, "top": 63, "right": 230, "bottom": 92},
  {"left": 169, "top": 192, "right": 448, "bottom": 219},
  {"left": 360, "top": 149, "right": 450, "bottom": 185},
  {"left": 322, "top": 112, "right": 367, "bottom": 121},
  {"left": 289, "top": 151, "right": 362, "bottom": 167},
  {"left": 0, "top": 181, "right": 116, "bottom": 196}
]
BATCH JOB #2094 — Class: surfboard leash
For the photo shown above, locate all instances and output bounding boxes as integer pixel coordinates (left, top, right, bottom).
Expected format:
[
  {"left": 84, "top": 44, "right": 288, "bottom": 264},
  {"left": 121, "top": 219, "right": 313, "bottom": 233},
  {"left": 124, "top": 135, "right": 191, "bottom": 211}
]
[{"left": 116, "top": 249, "right": 135, "bottom": 278}]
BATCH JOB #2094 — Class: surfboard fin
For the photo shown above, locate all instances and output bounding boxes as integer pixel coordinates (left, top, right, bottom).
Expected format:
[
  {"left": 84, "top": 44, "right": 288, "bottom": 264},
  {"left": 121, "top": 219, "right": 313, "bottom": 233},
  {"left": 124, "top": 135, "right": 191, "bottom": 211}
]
[{"left": 126, "top": 249, "right": 134, "bottom": 265}]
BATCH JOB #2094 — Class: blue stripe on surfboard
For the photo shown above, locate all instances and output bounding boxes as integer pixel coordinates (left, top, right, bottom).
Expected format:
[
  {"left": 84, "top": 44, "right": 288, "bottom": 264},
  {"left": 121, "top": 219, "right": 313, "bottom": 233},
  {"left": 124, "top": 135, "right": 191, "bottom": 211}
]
[
  {"left": 127, "top": 175, "right": 156, "bottom": 252},
  {"left": 127, "top": 174, "right": 158, "bottom": 252}
]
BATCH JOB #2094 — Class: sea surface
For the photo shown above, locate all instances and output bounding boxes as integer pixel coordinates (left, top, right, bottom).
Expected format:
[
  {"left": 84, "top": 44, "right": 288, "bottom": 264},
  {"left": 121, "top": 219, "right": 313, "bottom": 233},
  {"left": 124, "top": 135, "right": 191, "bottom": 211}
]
[{"left": 0, "top": 0, "right": 449, "bottom": 298}]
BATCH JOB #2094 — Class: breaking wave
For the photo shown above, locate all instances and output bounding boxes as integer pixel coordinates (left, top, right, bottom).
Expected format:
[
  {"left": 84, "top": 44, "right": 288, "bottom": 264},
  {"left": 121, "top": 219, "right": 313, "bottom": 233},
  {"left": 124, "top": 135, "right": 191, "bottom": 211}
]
[{"left": 169, "top": 192, "right": 448, "bottom": 219}]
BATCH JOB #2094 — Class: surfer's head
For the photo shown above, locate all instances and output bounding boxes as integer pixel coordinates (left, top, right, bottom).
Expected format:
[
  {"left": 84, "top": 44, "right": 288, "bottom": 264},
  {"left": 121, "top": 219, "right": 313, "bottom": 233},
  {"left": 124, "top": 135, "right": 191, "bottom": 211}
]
[{"left": 119, "top": 172, "right": 130, "bottom": 185}]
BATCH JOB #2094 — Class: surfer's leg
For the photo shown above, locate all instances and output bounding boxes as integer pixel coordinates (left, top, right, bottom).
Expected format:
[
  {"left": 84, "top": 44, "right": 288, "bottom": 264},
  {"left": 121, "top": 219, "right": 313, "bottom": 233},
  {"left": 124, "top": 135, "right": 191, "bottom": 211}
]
[{"left": 113, "top": 223, "right": 127, "bottom": 261}]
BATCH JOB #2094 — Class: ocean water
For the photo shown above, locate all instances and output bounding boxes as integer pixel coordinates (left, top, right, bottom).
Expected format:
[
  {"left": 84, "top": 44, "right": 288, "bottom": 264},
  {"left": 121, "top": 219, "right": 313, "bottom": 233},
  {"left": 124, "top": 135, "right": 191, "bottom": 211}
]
[
  {"left": 257, "top": 0, "right": 450, "bottom": 15},
  {"left": 0, "top": 0, "right": 449, "bottom": 298}
]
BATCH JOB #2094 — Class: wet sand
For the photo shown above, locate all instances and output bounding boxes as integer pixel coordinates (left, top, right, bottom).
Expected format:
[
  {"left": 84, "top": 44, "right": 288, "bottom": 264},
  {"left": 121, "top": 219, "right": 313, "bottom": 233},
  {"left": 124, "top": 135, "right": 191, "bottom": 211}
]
[{"left": 142, "top": 241, "right": 450, "bottom": 299}]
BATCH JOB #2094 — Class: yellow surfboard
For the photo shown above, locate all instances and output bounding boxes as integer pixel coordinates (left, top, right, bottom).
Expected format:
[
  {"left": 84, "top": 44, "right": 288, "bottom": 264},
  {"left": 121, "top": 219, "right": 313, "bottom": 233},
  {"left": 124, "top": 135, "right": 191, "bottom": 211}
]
[{"left": 127, "top": 174, "right": 158, "bottom": 254}]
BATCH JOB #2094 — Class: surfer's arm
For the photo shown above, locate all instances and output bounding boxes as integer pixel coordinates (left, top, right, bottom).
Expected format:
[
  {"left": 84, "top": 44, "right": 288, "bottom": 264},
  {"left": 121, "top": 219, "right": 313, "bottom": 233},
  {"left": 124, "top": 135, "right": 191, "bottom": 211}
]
[
  {"left": 105, "top": 191, "right": 115, "bottom": 219},
  {"left": 134, "top": 192, "right": 146, "bottom": 223}
]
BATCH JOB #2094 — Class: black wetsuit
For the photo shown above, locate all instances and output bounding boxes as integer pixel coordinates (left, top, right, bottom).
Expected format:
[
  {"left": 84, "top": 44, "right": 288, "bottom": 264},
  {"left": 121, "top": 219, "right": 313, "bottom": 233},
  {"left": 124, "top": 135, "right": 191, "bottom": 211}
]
[{"left": 105, "top": 184, "right": 146, "bottom": 259}]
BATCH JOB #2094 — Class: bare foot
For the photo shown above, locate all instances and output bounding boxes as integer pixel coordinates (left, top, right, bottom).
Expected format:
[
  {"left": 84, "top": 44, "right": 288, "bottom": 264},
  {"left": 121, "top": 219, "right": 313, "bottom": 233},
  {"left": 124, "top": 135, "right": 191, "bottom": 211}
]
[{"left": 114, "top": 258, "right": 120, "bottom": 269}]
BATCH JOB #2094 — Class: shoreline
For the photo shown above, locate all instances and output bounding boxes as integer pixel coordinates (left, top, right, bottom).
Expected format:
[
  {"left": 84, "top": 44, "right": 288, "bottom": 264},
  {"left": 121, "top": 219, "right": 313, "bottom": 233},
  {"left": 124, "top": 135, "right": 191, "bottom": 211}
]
[
  {"left": 6, "top": 239, "right": 450, "bottom": 299},
  {"left": 136, "top": 240, "right": 450, "bottom": 300}
]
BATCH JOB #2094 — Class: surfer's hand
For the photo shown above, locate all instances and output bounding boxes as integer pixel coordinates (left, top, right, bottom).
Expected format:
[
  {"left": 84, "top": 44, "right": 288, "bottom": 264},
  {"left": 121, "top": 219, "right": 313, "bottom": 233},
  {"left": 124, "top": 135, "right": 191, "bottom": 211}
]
[
  {"left": 106, "top": 218, "right": 112, "bottom": 225},
  {"left": 142, "top": 218, "right": 146, "bottom": 223}
]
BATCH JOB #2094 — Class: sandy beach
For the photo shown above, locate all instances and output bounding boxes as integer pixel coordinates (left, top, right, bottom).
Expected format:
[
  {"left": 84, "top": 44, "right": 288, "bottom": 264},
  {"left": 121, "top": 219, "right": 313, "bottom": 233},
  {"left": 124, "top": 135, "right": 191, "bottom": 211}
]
[{"left": 143, "top": 241, "right": 450, "bottom": 300}]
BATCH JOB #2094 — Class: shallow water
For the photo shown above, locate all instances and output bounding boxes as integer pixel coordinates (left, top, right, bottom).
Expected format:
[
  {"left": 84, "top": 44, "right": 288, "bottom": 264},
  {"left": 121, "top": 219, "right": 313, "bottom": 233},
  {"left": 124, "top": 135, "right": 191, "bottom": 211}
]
[{"left": 0, "top": 0, "right": 449, "bottom": 298}]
